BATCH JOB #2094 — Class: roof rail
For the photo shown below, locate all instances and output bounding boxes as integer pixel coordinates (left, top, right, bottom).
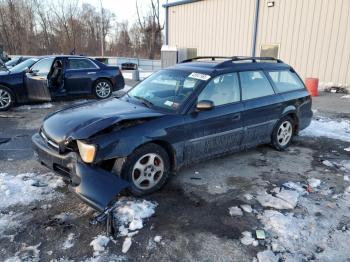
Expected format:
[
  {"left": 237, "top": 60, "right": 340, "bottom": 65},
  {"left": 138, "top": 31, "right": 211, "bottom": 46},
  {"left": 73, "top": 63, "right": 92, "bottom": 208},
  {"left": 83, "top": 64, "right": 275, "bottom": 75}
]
[
  {"left": 231, "top": 56, "right": 284, "bottom": 63},
  {"left": 181, "top": 56, "right": 233, "bottom": 63}
]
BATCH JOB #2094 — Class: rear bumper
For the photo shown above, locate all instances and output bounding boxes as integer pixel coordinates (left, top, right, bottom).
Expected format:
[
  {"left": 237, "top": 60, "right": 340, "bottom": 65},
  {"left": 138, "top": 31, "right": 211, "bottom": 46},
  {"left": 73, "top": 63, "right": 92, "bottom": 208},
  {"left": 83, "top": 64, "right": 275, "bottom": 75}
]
[
  {"left": 32, "top": 133, "right": 129, "bottom": 211},
  {"left": 112, "top": 73, "right": 125, "bottom": 91}
]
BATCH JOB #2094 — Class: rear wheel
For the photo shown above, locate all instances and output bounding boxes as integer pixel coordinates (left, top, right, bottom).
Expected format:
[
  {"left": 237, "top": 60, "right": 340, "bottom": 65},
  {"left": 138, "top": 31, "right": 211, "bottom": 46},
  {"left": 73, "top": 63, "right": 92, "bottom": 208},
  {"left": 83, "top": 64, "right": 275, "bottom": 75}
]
[
  {"left": 271, "top": 116, "right": 294, "bottom": 151},
  {"left": 121, "top": 143, "right": 170, "bottom": 196},
  {"left": 0, "top": 86, "right": 14, "bottom": 111},
  {"left": 93, "top": 79, "right": 112, "bottom": 99}
]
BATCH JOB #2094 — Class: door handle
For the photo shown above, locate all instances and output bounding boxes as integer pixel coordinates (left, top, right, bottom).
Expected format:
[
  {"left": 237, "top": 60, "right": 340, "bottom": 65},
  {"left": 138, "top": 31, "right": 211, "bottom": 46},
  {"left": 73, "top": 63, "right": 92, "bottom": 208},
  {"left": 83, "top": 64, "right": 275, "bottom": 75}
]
[
  {"left": 232, "top": 114, "right": 240, "bottom": 120},
  {"left": 87, "top": 72, "right": 96, "bottom": 75}
]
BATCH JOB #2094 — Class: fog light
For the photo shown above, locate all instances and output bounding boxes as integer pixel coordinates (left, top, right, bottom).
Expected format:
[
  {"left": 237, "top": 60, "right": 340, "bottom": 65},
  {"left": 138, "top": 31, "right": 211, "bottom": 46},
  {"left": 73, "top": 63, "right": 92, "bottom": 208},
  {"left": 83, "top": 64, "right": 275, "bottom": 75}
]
[{"left": 77, "top": 140, "right": 96, "bottom": 163}]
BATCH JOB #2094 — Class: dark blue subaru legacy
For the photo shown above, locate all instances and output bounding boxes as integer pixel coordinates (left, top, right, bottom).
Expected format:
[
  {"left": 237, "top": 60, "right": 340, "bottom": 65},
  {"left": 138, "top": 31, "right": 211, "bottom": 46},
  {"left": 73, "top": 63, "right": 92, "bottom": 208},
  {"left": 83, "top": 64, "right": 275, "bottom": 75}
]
[
  {"left": 32, "top": 56, "right": 312, "bottom": 211},
  {"left": 0, "top": 55, "right": 124, "bottom": 111}
]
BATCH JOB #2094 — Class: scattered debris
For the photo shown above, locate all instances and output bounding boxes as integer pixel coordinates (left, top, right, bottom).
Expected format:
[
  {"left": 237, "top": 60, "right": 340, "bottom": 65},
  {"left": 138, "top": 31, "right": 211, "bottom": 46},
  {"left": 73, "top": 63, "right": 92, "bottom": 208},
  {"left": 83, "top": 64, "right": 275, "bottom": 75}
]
[
  {"left": 228, "top": 206, "right": 243, "bottom": 216},
  {"left": 243, "top": 193, "right": 253, "bottom": 200},
  {"left": 122, "top": 237, "right": 132, "bottom": 253},
  {"left": 344, "top": 175, "right": 349, "bottom": 181},
  {"left": 255, "top": 229, "right": 266, "bottom": 240},
  {"left": 90, "top": 235, "right": 110, "bottom": 256},
  {"left": 240, "top": 204, "right": 252, "bottom": 213}
]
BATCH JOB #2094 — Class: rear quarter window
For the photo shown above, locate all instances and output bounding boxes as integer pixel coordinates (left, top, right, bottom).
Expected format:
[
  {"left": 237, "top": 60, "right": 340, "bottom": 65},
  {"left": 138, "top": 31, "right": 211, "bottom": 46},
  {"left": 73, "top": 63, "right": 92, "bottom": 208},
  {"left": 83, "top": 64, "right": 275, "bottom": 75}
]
[
  {"left": 239, "top": 70, "right": 275, "bottom": 100},
  {"left": 268, "top": 70, "right": 304, "bottom": 93}
]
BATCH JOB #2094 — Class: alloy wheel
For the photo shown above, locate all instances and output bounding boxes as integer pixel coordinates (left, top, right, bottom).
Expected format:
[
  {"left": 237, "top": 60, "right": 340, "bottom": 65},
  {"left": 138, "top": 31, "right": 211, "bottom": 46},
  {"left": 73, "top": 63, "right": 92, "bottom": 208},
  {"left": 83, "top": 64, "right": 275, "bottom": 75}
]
[
  {"left": 277, "top": 120, "right": 293, "bottom": 146},
  {"left": 0, "top": 88, "right": 11, "bottom": 109},
  {"left": 132, "top": 153, "right": 164, "bottom": 190},
  {"left": 96, "top": 81, "right": 111, "bottom": 98}
]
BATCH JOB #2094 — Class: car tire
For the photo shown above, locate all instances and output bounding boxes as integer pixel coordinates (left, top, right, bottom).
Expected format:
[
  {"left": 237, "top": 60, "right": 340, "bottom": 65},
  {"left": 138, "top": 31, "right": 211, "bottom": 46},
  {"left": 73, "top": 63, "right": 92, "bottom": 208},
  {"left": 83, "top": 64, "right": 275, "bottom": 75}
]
[
  {"left": 0, "top": 86, "right": 15, "bottom": 111},
  {"left": 93, "top": 79, "right": 112, "bottom": 99},
  {"left": 121, "top": 143, "right": 170, "bottom": 196},
  {"left": 271, "top": 116, "right": 295, "bottom": 151}
]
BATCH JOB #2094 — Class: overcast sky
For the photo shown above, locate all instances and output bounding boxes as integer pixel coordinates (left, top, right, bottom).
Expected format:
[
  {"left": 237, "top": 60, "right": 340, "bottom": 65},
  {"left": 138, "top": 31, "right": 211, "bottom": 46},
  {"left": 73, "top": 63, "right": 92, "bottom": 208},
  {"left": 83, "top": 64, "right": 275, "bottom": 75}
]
[{"left": 81, "top": 0, "right": 176, "bottom": 24}]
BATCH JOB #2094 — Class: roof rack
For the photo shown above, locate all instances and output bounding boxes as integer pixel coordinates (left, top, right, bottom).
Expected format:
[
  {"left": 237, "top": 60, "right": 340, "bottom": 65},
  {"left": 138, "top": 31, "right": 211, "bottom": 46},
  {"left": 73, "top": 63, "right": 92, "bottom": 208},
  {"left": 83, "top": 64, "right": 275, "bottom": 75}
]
[
  {"left": 181, "top": 56, "right": 284, "bottom": 67},
  {"left": 181, "top": 56, "right": 233, "bottom": 63}
]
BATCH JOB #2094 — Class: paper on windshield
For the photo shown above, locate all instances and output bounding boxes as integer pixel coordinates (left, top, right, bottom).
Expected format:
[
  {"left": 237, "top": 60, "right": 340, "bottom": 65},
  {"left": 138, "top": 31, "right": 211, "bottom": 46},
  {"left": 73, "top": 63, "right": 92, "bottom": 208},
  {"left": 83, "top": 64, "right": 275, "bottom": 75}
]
[{"left": 188, "top": 72, "right": 211, "bottom": 81}]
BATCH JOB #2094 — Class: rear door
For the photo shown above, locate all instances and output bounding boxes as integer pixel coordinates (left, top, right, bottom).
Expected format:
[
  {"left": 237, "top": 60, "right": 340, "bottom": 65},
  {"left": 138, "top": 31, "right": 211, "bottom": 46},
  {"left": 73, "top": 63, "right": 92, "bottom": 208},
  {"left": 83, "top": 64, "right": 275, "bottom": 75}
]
[
  {"left": 64, "top": 58, "right": 100, "bottom": 94},
  {"left": 183, "top": 73, "right": 244, "bottom": 162},
  {"left": 239, "top": 70, "right": 284, "bottom": 148},
  {"left": 25, "top": 57, "right": 54, "bottom": 101}
]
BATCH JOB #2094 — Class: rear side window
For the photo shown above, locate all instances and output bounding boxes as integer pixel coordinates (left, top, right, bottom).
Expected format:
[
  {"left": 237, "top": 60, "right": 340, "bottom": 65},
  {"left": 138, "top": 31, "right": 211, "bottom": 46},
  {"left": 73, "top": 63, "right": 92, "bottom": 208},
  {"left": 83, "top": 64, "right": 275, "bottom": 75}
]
[
  {"left": 68, "top": 59, "right": 97, "bottom": 69},
  {"left": 198, "top": 73, "right": 240, "bottom": 106},
  {"left": 268, "top": 70, "right": 304, "bottom": 93},
  {"left": 239, "top": 71, "right": 275, "bottom": 100}
]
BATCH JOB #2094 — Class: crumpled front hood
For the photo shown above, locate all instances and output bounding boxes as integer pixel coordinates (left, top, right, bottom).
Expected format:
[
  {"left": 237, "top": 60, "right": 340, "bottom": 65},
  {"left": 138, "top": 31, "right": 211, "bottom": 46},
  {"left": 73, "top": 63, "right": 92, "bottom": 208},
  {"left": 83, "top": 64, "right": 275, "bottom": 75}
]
[{"left": 42, "top": 98, "right": 164, "bottom": 143}]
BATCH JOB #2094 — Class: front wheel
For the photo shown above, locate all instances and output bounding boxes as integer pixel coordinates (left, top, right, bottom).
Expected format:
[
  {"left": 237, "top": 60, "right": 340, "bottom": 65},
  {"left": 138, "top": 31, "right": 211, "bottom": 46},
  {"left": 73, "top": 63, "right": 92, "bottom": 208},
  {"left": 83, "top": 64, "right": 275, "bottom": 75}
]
[
  {"left": 0, "top": 86, "right": 15, "bottom": 111},
  {"left": 93, "top": 79, "right": 112, "bottom": 99},
  {"left": 121, "top": 143, "right": 170, "bottom": 196},
  {"left": 271, "top": 116, "right": 294, "bottom": 151}
]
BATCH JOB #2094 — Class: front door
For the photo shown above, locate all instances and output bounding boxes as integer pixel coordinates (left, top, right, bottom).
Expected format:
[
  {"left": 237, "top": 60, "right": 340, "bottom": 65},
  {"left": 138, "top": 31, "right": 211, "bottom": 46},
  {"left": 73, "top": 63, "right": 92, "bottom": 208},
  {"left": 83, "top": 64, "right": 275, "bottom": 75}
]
[
  {"left": 183, "top": 72, "right": 244, "bottom": 162},
  {"left": 64, "top": 58, "right": 99, "bottom": 94},
  {"left": 239, "top": 70, "right": 284, "bottom": 148},
  {"left": 25, "top": 57, "right": 54, "bottom": 101}
]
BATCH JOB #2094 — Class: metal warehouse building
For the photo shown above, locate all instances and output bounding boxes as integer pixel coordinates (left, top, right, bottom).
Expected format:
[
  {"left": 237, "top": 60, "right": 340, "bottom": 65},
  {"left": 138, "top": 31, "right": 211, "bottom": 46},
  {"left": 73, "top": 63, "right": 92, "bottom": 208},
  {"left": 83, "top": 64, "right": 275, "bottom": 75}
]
[{"left": 163, "top": 0, "right": 350, "bottom": 88}]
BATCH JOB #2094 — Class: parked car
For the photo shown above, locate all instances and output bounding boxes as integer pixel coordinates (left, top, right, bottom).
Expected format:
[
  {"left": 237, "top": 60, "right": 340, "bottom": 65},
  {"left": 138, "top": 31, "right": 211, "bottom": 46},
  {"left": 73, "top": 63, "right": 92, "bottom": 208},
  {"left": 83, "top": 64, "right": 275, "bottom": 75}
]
[
  {"left": 5, "top": 56, "right": 33, "bottom": 69},
  {"left": 0, "top": 55, "right": 125, "bottom": 111},
  {"left": 32, "top": 56, "right": 312, "bottom": 211},
  {"left": 121, "top": 62, "right": 138, "bottom": 70}
]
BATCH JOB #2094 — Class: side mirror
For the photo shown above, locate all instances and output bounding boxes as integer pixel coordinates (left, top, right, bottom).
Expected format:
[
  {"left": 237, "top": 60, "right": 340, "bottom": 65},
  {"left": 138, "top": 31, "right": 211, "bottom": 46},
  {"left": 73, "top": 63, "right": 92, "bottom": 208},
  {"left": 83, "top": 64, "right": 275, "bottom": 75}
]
[
  {"left": 25, "top": 67, "right": 31, "bottom": 73},
  {"left": 196, "top": 100, "right": 214, "bottom": 111}
]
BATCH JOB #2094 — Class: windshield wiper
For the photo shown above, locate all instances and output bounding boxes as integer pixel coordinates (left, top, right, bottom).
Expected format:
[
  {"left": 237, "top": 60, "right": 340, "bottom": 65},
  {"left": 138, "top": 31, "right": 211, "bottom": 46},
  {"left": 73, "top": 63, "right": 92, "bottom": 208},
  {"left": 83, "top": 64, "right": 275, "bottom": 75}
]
[{"left": 133, "top": 96, "right": 154, "bottom": 108}]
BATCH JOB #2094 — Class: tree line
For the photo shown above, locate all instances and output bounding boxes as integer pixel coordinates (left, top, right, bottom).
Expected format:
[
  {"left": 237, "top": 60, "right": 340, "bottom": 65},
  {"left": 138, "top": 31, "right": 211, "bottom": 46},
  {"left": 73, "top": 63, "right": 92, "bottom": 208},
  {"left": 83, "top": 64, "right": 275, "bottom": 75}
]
[{"left": 0, "top": 0, "right": 163, "bottom": 59}]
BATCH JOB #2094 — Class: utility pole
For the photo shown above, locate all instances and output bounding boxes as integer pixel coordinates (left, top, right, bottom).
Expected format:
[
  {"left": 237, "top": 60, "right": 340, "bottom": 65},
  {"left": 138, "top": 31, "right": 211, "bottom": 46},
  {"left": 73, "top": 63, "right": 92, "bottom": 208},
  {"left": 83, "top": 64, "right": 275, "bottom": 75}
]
[{"left": 99, "top": 0, "right": 104, "bottom": 57}]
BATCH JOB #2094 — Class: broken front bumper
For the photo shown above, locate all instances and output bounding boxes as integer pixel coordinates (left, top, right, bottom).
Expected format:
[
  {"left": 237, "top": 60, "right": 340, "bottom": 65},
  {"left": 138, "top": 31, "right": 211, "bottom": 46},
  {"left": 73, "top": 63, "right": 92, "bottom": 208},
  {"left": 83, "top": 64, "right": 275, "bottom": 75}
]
[{"left": 31, "top": 133, "right": 129, "bottom": 211}]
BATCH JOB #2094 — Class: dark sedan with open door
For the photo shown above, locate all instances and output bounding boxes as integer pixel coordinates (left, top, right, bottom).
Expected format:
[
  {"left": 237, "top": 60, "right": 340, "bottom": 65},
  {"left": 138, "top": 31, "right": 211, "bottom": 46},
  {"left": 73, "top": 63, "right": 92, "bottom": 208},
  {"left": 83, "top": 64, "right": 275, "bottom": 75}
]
[{"left": 0, "top": 55, "right": 125, "bottom": 111}]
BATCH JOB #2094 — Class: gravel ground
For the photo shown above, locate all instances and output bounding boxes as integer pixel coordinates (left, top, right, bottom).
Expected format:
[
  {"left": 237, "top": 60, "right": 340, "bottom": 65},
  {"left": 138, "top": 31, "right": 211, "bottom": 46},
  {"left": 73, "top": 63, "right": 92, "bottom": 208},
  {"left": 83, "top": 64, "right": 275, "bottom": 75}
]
[{"left": 0, "top": 90, "right": 349, "bottom": 261}]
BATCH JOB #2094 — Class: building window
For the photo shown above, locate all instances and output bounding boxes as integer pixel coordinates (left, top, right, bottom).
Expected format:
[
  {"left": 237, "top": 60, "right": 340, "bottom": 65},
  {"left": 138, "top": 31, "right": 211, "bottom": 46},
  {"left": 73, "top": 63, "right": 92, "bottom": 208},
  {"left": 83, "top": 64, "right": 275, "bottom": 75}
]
[{"left": 260, "top": 44, "right": 279, "bottom": 58}]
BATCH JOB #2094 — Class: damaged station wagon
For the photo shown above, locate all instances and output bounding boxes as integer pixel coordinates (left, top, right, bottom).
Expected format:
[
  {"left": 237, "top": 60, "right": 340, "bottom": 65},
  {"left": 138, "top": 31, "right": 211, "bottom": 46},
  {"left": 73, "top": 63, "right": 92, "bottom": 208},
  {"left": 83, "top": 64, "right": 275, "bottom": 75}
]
[{"left": 32, "top": 56, "right": 313, "bottom": 211}]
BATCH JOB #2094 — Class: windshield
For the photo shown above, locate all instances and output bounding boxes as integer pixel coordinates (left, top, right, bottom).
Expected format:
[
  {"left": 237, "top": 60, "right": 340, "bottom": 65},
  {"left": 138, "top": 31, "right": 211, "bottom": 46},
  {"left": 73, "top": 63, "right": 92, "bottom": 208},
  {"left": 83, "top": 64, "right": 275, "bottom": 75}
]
[
  {"left": 5, "top": 58, "right": 20, "bottom": 67},
  {"left": 9, "top": 58, "right": 38, "bottom": 73},
  {"left": 126, "top": 69, "right": 206, "bottom": 111}
]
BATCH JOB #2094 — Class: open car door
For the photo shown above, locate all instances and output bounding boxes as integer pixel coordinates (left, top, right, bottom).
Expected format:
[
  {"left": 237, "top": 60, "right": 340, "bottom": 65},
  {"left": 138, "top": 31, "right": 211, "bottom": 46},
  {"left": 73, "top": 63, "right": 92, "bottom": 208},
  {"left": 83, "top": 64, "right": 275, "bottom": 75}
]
[{"left": 25, "top": 57, "right": 54, "bottom": 101}]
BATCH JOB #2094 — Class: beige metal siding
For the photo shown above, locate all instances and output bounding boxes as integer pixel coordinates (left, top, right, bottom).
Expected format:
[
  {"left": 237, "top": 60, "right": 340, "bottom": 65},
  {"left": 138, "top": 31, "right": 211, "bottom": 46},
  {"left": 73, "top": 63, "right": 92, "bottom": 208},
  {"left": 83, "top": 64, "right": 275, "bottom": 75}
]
[
  {"left": 168, "top": 0, "right": 256, "bottom": 56},
  {"left": 256, "top": 0, "right": 350, "bottom": 85},
  {"left": 168, "top": 0, "right": 350, "bottom": 86}
]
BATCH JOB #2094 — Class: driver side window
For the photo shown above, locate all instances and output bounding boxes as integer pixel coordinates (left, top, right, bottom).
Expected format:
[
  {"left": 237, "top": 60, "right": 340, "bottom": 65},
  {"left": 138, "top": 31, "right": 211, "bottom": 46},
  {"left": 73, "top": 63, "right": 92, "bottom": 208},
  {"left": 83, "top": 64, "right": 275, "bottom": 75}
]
[
  {"left": 31, "top": 57, "right": 54, "bottom": 75},
  {"left": 198, "top": 73, "right": 240, "bottom": 106}
]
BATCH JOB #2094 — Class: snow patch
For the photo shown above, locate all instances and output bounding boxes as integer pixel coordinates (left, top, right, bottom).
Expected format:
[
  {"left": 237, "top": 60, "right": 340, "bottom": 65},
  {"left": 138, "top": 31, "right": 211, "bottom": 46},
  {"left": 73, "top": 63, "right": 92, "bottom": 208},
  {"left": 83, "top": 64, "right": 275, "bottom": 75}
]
[
  {"left": 0, "top": 172, "right": 64, "bottom": 209},
  {"left": 300, "top": 117, "right": 350, "bottom": 142},
  {"left": 62, "top": 233, "right": 75, "bottom": 249},
  {"left": 240, "top": 204, "right": 252, "bottom": 213},
  {"left": 90, "top": 235, "right": 110, "bottom": 256},
  {"left": 257, "top": 188, "right": 299, "bottom": 209},
  {"left": 228, "top": 206, "right": 243, "bottom": 216},
  {"left": 256, "top": 249, "right": 279, "bottom": 262},
  {"left": 322, "top": 160, "right": 334, "bottom": 167},
  {"left": 308, "top": 178, "right": 321, "bottom": 188},
  {"left": 240, "top": 231, "right": 258, "bottom": 246},
  {"left": 15, "top": 103, "right": 54, "bottom": 110},
  {"left": 5, "top": 243, "right": 41, "bottom": 262},
  {"left": 154, "top": 235, "right": 162, "bottom": 243},
  {"left": 122, "top": 237, "right": 132, "bottom": 253}
]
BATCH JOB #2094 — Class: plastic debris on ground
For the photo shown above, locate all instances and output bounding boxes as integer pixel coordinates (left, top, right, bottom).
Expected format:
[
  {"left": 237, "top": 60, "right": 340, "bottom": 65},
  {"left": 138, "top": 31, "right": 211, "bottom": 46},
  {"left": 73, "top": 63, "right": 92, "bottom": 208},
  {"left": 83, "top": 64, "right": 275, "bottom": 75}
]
[
  {"left": 308, "top": 178, "right": 321, "bottom": 188},
  {"left": 255, "top": 229, "right": 266, "bottom": 240}
]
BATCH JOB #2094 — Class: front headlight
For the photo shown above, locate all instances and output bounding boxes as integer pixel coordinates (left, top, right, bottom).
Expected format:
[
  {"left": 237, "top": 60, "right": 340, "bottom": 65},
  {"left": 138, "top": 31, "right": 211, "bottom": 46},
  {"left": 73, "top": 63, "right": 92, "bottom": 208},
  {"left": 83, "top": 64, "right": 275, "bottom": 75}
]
[{"left": 77, "top": 140, "right": 96, "bottom": 163}]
